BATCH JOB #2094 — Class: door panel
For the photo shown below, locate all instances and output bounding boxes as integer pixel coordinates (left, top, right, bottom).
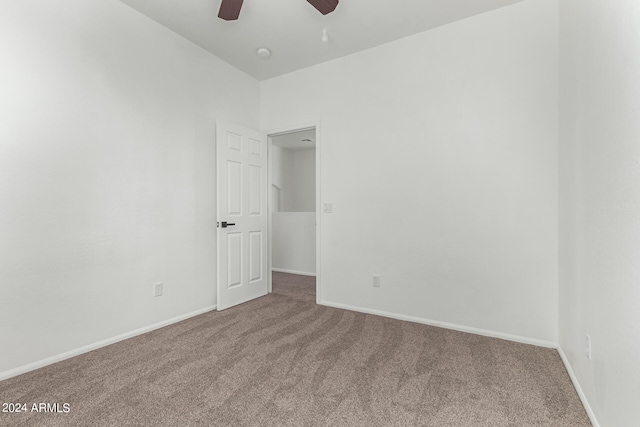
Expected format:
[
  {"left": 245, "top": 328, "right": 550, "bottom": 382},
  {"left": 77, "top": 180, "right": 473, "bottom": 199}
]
[
  {"left": 227, "top": 161, "right": 242, "bottom": 216},
  {"left": 227, "top": 232, "right": 243, "bottom": 288},
  {"left": 249, "top": 231, "right": 262, "bottom": 282},
  {"left": 217, "top": 121, "right": 268, "bottom": 310},
  {"left": 249, "top": 165, "right": 262, "bottom": 215}
]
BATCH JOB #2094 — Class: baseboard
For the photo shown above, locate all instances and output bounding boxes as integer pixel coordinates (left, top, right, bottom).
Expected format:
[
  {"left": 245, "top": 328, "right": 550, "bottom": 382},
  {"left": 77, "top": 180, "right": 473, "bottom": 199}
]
[
  {"left": 0, "top": 305, "right": 217, "bottom": 382},
  {"left": 272, "top": 268, "right": 316, "bottom": 277},
  {"left": 557, "top": 346, "right": 600, "bottom": 427},
  {"left": 319, "top": 300, "right": 557, "bottom": 349}
]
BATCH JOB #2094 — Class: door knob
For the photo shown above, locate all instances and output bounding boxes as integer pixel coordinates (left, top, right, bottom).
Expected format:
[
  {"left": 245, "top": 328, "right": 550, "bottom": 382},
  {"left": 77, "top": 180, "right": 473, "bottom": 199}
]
[{"left": 217, "top": 221, "right": 236, "bottom": 228}]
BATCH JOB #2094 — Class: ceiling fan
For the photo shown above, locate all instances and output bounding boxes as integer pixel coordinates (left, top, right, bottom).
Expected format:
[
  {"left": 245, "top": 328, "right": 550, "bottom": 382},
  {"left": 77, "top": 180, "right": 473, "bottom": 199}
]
[{"left": 218, "top": 0, "right": 339, "bottom": 21}]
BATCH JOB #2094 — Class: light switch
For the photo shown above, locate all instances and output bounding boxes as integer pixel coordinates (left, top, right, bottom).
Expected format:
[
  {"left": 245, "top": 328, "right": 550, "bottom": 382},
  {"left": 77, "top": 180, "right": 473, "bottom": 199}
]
[{"left": 323, "top": 202, "right": 333, "bottom": 213}]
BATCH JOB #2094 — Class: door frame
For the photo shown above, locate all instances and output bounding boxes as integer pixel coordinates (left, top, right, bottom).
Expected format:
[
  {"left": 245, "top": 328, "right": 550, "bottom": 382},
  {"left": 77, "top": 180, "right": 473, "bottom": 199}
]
[{"left": 266, "top": 120, "right": 322, "bottom": 304}]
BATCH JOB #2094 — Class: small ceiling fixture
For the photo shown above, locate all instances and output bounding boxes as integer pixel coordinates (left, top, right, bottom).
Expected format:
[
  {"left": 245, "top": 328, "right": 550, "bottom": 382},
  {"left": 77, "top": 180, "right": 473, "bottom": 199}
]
[{"left": 256, "top": 47, "right": 271, "bottom": 58}]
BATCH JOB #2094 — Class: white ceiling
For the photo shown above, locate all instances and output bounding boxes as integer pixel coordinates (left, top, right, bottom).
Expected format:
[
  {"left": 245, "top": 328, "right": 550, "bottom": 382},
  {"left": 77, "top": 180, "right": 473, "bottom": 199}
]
[
  {"left": 119, "top": 0, "right": 524, "bottom": 81},
  {"left": 272, "top": 129, "right": 316, "bottom": 151}
]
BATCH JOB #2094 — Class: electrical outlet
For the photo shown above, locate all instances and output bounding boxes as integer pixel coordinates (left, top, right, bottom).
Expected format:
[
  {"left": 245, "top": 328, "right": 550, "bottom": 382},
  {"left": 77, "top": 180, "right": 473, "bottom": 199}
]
[
  {"left": 154, "top": 282, "right": 163, "bottom": 297},
  {"left": 373, "top": 275, "right": 381, "bottom": 288},
  {"left": 585, "top": 333, "right": 592, "bottom": 360}
]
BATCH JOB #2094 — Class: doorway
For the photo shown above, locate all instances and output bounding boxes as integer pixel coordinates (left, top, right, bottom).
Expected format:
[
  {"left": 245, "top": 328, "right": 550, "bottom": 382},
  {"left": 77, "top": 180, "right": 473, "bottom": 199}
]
[{"left": 268, "top": 125, "right": 320, "bottom": 303}]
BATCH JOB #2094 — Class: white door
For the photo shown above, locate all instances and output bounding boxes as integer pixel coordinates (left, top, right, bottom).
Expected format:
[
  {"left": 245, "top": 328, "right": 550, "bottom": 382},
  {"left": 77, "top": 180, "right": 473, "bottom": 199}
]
[{"left": 216, "top": 120, "right": 268, "bottom": 310}]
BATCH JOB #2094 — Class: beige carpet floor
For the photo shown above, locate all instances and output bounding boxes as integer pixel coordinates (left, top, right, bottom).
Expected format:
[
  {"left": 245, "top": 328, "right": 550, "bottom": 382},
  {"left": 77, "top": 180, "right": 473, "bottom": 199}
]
[{"left": 0, "top": 272, "right": 591, "bottom": 426}]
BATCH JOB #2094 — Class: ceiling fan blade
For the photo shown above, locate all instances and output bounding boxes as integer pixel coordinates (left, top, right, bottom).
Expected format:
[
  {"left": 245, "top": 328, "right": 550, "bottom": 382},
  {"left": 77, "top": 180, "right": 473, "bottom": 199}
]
[
  {"left": 307, "top": 0, "right": 339, "bottom": 15},
  {"left": 218, "top": 0, "right": 244, "bottom": 21}
]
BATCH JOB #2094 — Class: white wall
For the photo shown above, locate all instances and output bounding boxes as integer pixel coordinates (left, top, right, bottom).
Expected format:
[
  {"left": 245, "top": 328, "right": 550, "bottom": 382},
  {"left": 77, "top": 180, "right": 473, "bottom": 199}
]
[
  {"left": 559, "top": 0, "right": 640, "bottom": 425},
  {"left": 270, "top": 145, "right": 287, "bottom": 195},
  {"left": 279, "top": 148, "right": 315, "bottom": 212},
  {"left": 272, "top": 213, "right": 316, "bottom": 275},
  {"left": 0, "top": 0, "right": 259, "bottom": 376},
  {"left": 278, "top": 147, "right": 295, "bottom": 211},
  {"left": 270, "top": 143, "right": 316, "bottom": 273},
  {"left": 261, "top": 0, "right": 558, "bottom": 343},
  {"left": 291, "top": 149, "right": 316, "bottom": 212},
  {"left": 271, "top": 140, "right": 316, "bottom": 212},
  {"left": 270, "top": 145, "right": 286, "bottom": 212}
]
